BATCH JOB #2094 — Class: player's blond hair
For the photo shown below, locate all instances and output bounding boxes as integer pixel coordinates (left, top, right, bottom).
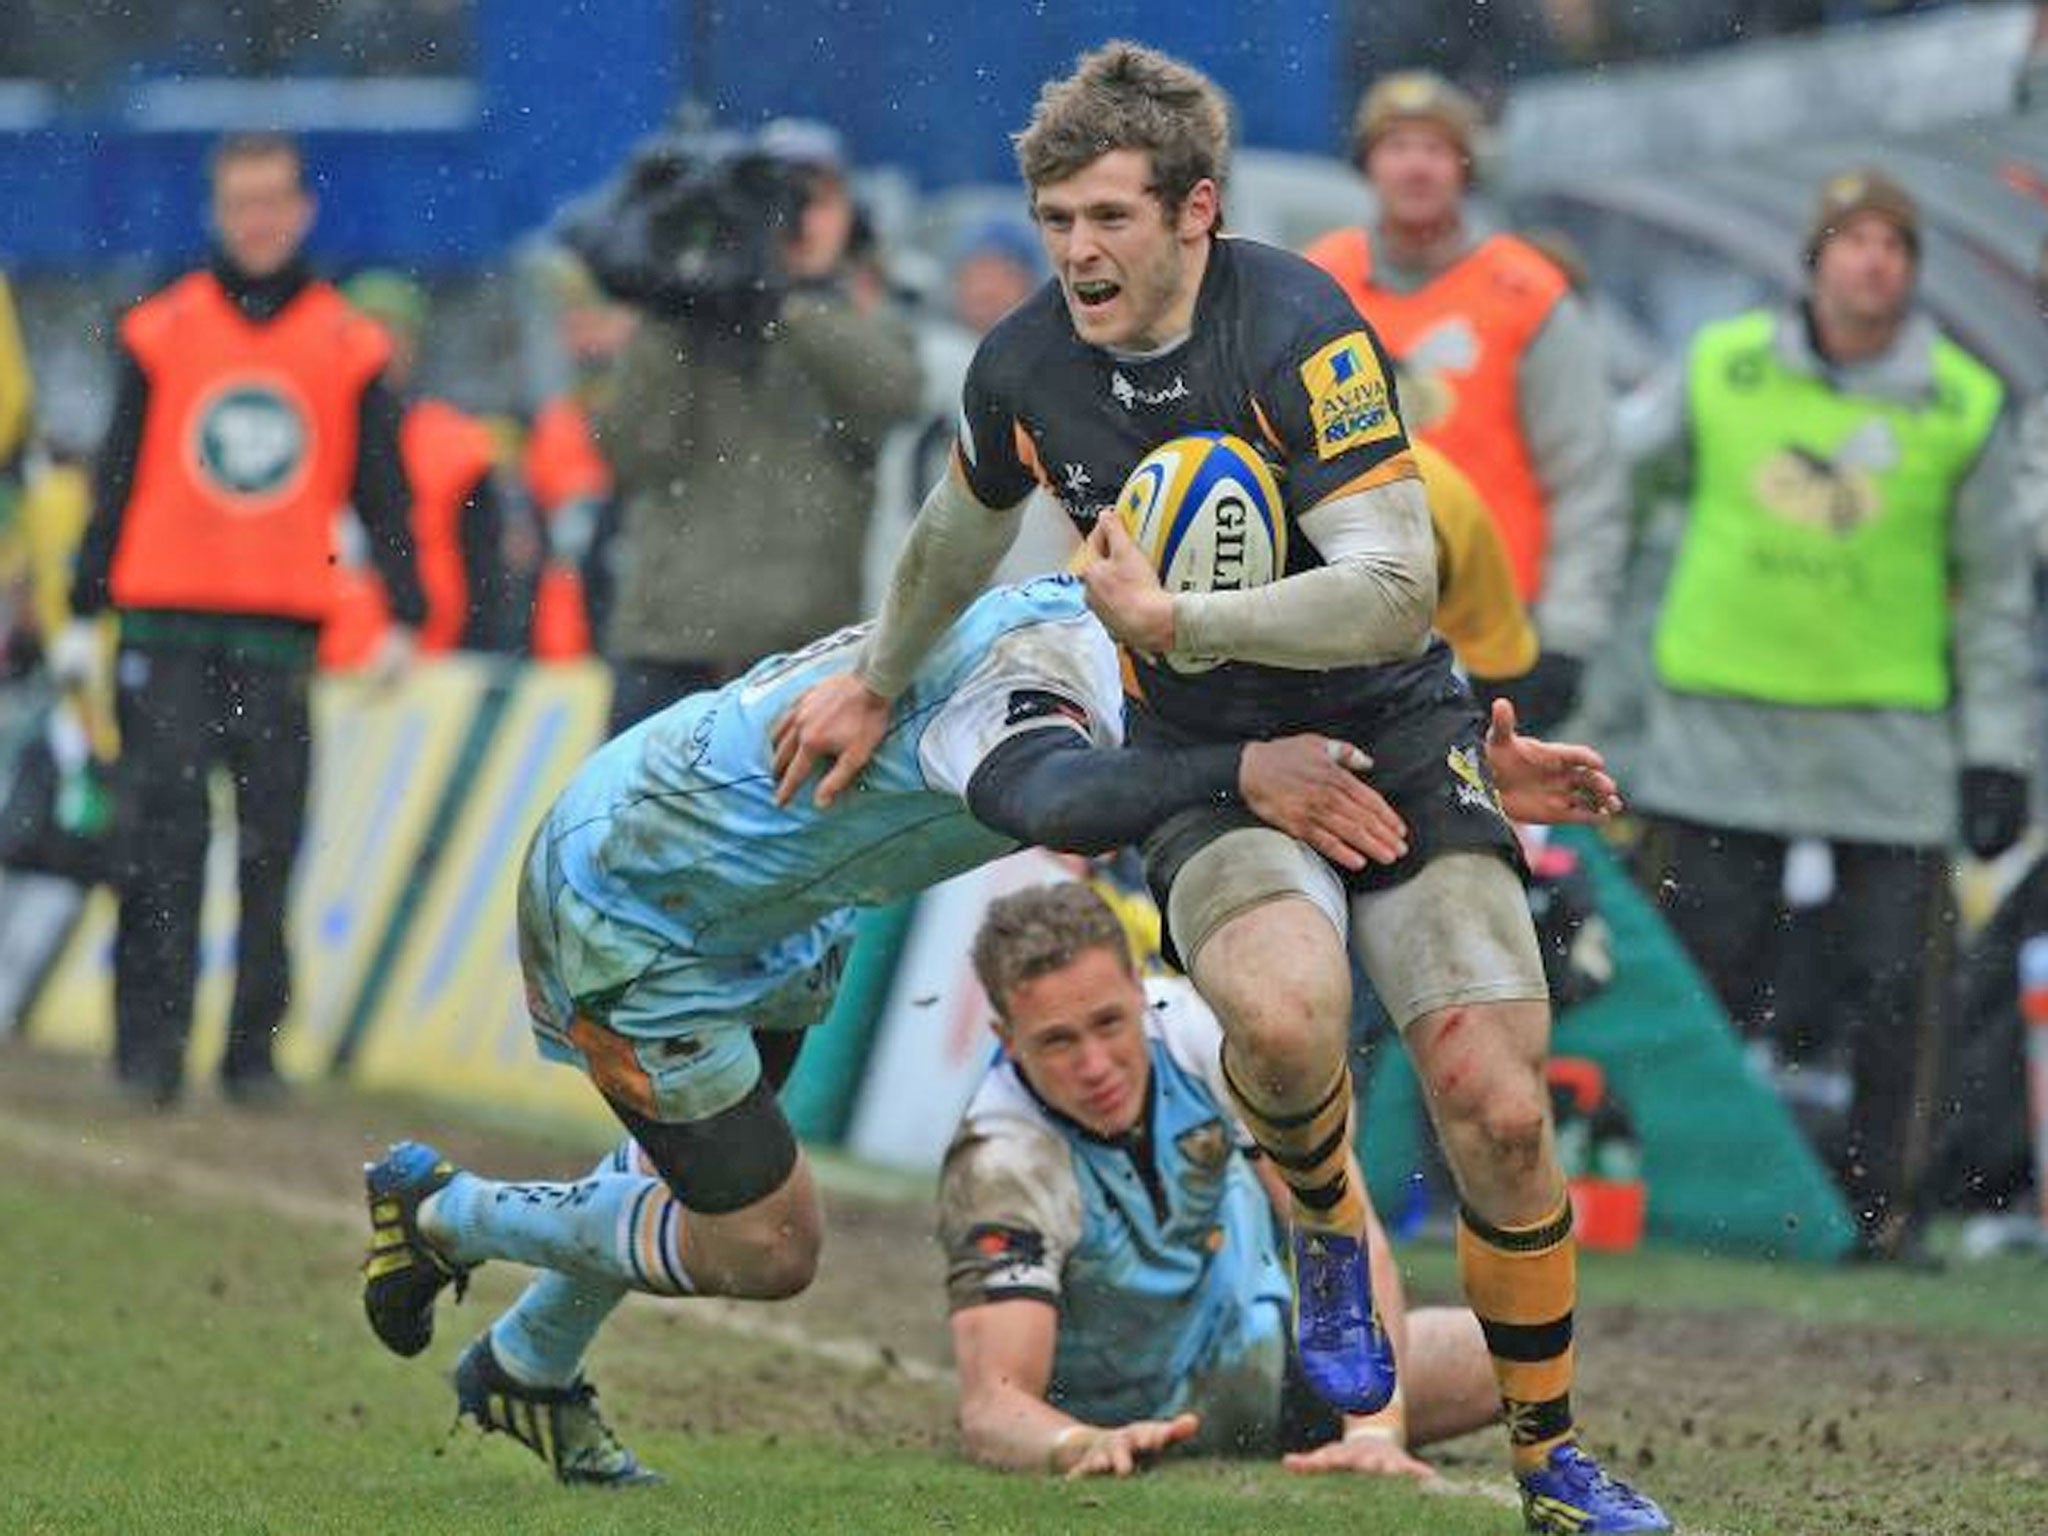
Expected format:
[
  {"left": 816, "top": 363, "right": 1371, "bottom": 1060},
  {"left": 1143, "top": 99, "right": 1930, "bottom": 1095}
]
[
  {"left": 1013, "top": 41, "right": 1231, "bottom": 222},
  {"left": 972, "top": 883, "right": 1135, "bottom": 1023}
]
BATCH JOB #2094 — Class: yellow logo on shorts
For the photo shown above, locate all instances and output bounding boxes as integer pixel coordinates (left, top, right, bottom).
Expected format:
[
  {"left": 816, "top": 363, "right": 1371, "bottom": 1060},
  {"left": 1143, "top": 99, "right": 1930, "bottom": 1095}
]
[
  {"left": 1447, "top": 743, "right": 1505, "bottom": 819},
  {"left": 1300, "top": 333, "right": 1400, "bottom": 462}
]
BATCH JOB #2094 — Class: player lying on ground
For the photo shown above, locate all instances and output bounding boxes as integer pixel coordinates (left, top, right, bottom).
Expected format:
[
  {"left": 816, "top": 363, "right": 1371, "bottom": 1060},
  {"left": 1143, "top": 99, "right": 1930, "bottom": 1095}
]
[
  {"left": 945, "top": 882, "right": 1501, "bottom": 1481},
  {"left": 360, "top": 575, "right": 1616, "bottom": 1485}
]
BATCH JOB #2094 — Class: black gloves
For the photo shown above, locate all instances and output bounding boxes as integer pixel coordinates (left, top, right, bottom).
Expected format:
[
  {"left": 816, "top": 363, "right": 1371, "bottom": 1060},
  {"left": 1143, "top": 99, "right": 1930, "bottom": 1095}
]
[
  {"left": 1494, "top": 651, "right": 1583, "bottom": 736},
  {"left": 1960, "top": 765, "right": 2030, "bottom": 861}
]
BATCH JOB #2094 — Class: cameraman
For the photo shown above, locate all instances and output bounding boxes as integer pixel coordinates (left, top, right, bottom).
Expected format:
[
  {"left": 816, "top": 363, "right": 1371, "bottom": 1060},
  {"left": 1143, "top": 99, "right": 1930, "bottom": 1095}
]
[{"left": 591, "top": 118, "right": 922, "bottom": 731}]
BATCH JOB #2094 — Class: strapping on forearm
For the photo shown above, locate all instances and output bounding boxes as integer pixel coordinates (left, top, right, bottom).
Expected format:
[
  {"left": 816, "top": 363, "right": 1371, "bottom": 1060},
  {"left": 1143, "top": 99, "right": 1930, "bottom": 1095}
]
[{"left": 1170, "top": 478, "right": 1436, "bottom": 669}]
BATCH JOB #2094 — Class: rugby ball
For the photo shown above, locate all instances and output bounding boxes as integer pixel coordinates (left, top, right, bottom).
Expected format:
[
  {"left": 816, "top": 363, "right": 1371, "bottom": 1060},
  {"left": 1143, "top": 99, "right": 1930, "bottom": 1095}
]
[{"left": 1115, "top": 431, "right": 1287, "bottom": 674}]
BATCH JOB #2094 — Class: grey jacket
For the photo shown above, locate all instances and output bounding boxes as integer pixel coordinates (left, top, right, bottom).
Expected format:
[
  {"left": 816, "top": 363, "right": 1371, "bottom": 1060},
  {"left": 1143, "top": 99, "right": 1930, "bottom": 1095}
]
[
  {"left": 595, "top": 286, "right": 922, "bottom": 668},
  {"left": 1631, "top": 305, "right": 2033, "bottom": 848}
]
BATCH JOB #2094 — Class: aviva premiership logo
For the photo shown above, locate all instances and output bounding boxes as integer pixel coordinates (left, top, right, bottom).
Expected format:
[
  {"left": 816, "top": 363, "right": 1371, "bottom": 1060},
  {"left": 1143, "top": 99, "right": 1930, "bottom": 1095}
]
[
  {"left": 189, "top": 380, "right": 312, "bottom": 509},
  {"left": 1299, "top": 333, "right": 1400, "bottom": 462}
]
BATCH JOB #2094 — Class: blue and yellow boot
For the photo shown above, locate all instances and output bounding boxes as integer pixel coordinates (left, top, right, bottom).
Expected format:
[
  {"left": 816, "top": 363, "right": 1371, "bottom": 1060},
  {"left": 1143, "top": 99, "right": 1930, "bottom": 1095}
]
[
  {"left": 1518, "top": 1441, "right": 1672, "bottom": 1532},
  {"left": 362, "top": 1141, "right": 472, "bottom": 1358}
]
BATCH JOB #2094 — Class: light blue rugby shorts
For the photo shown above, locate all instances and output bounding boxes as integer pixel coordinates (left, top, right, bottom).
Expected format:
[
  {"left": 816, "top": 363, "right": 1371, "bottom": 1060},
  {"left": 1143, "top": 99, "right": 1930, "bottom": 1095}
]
[{"left": 516, "top": 833, "right": 855, "bottom": 1124}]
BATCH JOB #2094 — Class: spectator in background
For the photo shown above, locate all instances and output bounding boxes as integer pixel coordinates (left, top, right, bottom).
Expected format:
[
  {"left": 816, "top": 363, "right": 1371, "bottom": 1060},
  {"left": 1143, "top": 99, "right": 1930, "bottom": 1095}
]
[
  {"left": 1305, "top": 71, "right": 1626, "bottom": 732},
  {"left": 950, "top": 218, "right": 1045, "bottom": 337},
  {"left": 594, "top": 117, "right": 922, "bottom": 733},
  {"left": 2009, "top": 235, "right": 2048, "bottom": 569},
  {"left": 520, "top": 251, "right": 636, "bottom": 661},
  {"left": 0, "top": 268, "right": 34, "bottom": 675},
  {"left": 868, "top": 218, "right": 1072, "bottom": 608},
  {"left": 321, "top": 268, "right": 510, "bottom": 668},
  {"left": 54, "top": 132, "right": 422, "bottom": 1109},
  {"left": 0, "top": 269, "right": 30, "bottom": 499},
  {"left": 1629, "top": 170, "right": 2033, "bottom": 1264}
]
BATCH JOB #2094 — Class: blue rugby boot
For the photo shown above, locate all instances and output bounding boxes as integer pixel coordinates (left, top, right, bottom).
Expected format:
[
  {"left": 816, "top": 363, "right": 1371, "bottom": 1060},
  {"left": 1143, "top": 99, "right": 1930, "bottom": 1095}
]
[
  {"left": 1518, "top": 1442, "right": 1672, "bottom": 1533},
  {"left": 453, "top": 1335, "right": 662, "bottom": 1487},
  {"left": 1292, "top": 1228, "right": 1397, "bottom": 1413},
  {"left": 362, "top": 1141, "right": 472, "bottom": 1358}
]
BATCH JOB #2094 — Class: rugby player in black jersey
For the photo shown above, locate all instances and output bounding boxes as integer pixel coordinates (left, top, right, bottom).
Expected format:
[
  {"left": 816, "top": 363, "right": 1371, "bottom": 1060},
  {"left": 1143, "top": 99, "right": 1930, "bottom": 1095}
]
[{"left": 773, "top": 42, "right": 1667, "bottom": 1534}]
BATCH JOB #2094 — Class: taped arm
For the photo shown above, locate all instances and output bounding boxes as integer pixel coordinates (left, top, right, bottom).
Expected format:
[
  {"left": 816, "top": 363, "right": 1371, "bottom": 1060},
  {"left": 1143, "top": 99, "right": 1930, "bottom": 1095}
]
[
  {"left": 965, "top": 726, "right": 1241, "bottom": 855},
  {"left": 859, "top": 466, "right": 1025, "bottom": 697},
  {"left": 1169, "top": 476, "right": 1436, "bottom": 669}
]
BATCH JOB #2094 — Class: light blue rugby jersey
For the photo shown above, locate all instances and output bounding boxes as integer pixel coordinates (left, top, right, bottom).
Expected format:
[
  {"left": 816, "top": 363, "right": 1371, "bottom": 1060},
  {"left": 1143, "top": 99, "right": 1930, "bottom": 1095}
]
[
  {"left": 939, "top": 978, "right": 1293, "bottom": 1428},
  {"left": 541, "top": 576, "right": 1123, "bottom": 959}
]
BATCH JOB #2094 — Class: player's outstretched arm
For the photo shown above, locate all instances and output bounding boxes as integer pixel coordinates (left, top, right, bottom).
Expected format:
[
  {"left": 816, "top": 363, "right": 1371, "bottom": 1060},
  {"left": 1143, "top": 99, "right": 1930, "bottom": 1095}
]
[
  {"left": 1057, "top": 1415, "right": 1203, "bottom": 1479},
  {"left": 1483, "top": 697, "right": 1623, "bottom": 824},
  {"left": 951, "top": 1299, "right": 1198, "bottom": 1476},
  {"left": 965, "top": 729, "right": 1406, "bottom": 869}
]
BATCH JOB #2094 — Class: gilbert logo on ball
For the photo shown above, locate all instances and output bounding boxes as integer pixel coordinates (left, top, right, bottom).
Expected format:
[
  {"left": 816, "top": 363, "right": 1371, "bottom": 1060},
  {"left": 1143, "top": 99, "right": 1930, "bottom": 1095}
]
[{"left": 1116, "top": 432, "right": 1286, "bottom": 674}]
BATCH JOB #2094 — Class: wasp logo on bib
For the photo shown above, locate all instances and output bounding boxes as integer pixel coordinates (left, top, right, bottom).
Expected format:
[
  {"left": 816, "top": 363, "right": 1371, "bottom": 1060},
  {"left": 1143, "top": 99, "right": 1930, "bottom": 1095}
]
[{"left": 187, "top": 379, "right": 313, "bottom": 510}]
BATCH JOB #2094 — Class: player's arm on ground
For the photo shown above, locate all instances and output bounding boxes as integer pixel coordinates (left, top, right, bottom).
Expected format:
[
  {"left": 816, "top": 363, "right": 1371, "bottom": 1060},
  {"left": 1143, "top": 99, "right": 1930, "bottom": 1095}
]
[
  {"left": 951, "top": 1299, "right": 1198, "bottom": 1477},
  {"left": 941, "top": 1130, "right": 1197, "bottom": 1478}
]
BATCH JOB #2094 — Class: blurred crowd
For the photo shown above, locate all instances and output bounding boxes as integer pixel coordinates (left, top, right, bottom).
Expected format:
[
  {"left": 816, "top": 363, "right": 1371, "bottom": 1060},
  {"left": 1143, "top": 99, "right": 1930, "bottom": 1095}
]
[
  {"left": 1349, "top": 0, "right": 2003, "bottom": 96},
  {"left": 0, "top": 47, "right": 2043, "bottom": 1259},
  {"left": 0, "top": 1, "right": 2000, "bottom": 97}
]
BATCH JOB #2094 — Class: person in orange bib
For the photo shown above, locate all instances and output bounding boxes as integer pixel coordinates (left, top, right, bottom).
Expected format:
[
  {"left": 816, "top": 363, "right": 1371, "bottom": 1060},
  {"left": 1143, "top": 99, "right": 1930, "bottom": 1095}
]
[
  {"left": 59, "top": 133, "right": 423, "bottom": 1110},
  {"left": 1304, "top": 72, "right": 1624, "bottom": 733},
  {"left": 321, "top": 269, "right": 507, "bottom": 669}
]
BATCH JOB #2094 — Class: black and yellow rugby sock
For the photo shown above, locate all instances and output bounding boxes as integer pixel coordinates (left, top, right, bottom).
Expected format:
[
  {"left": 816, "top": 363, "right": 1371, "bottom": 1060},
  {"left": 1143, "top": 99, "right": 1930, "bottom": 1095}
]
[
  {"left": 1457, "top": 1194, "right": 1578, "bottom": 1472},
  {"left": 1222, "top": 1049, "right": 1366, "bottom": 1238}
]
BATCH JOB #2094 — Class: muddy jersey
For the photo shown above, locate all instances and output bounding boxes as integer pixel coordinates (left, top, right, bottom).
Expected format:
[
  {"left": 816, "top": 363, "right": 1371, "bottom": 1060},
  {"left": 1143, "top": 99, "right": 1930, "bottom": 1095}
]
[
  {"left": 938, "top": 977, "right": 1291, "bottom": 1427},
  {"left": 955, "top": 235, "right": 1458, "bottom": 742},
  {"left": 534, "top": 576, "right": 1122, "bottom": 970}
]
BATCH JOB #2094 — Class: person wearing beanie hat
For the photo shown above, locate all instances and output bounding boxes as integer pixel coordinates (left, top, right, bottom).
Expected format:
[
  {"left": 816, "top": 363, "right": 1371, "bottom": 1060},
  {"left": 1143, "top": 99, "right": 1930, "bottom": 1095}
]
[
  {"left": 1803, "top": 168, "right": 1919, "bottom": 270},
  {"left": 1305, "top": 71, "right": 1625, "bottom": 739},
  {"left": 1631, "top": 164, "right": 2031, "bottom": 1269},
  {"left": 1350, "top": 71, "right": 1483, "bottom": 183},
  {"left": 324, "top": 268, "right": 510, "bottom": 670}
]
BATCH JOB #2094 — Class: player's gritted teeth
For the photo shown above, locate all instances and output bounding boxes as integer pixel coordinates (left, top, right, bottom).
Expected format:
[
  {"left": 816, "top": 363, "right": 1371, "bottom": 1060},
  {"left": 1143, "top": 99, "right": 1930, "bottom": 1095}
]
[{"left": 1071, "top": 278, "right": 1120, "bottom": 308}]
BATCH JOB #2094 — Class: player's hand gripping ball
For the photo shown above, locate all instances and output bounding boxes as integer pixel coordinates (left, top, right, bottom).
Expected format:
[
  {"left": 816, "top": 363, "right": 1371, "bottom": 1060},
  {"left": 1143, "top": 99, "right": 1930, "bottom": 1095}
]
[{"left": 1115, "top": 431, "right": 1287, "bottom": 674}]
